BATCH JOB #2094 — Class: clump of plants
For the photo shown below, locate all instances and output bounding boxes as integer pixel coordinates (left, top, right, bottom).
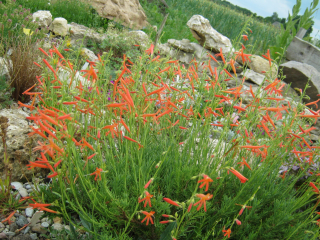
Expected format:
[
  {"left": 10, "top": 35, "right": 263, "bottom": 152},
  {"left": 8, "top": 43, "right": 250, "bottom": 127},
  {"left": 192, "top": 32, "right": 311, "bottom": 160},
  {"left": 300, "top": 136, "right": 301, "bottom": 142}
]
[
  {"left": 14, "top": 0, "right": 109, "bottom": 31},
  {"left": 0, "top": 0, "right": 46, "bottom": 52},
  {"left": 10, "top": 22, "right": 320, "bottom": 239}
]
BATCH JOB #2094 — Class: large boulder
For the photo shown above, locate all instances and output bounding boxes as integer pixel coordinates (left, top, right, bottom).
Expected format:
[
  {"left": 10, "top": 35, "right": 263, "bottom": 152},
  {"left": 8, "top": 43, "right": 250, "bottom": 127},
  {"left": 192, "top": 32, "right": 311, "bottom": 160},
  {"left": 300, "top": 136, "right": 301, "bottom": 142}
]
[
  {"left": 49, "top": 17, "right": 68, "bottom": 36},
  {"left": 126, "top": 30, "right": 151, "bottom": 47},
  {"left": 159, "top": 39, "right": 219, "bottom": 64},
  {"left": 280, "top": 61, "right": 320, "bottom": 103},
  {"left": 67, "top": 22, "right": 111, "bottom": 46},
  {"left": 32, "top": 10, "right": 52, "bottom": 28},
  {"left": 0, "top": 108, "right": 48, "bottom": 182},
  {"left": 186, "top": 15, "right": 233, "bottom": 55},
  {"left": 86, "top": 0, "right": 148, "bottom": 30}
]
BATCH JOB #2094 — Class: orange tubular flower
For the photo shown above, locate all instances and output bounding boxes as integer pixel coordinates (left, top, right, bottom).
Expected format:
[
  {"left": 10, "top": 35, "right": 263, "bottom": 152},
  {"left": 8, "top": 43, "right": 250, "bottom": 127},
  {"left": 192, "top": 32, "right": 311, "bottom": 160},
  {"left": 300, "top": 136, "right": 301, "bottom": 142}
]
[
  {"left": 198, "top": 174, "right": 213, "bottom": 192},
  {"left": 90, "top": 167, "right": 103, "bottom": 181},
  {"left": 242, "top": 35, "right": 248, "bottom": 41},
  {"left": 141, "top": 211, "right": 155, "bottom": 225},
  {"left": 310, "top": 182, "right": 320, "bottom": 194},
  {"left": 29, "top": 202, "right": 59, "bottom": 214},
  {"left": 237, "top": 157, "right": 251, "bottom": 170},
  {"left": 1, "top": 211, "right": 16, "bottom": 224},
  {"left": 163, "top": 198, "right": 181, "bottom": 207},
  {"left": 262, "top": 49, "right": 272, "bottom": 67},
  {"left": 222, "top": 227, "right": 231, "bottom": 238},
  {"left": 193, "top": 193, "right": 213, "bottom": 212},
  {"left": 144, "top": 178, "right": 154, "bottom": 189},
  {"left": 145, "top": 44, "right": 154, "bottom": 55},
  {"left": 229, "top": 167, "right": 248, "bottom": 183},
  {"left": 139, "top": 191, "right": 154, "bottom": 208}
]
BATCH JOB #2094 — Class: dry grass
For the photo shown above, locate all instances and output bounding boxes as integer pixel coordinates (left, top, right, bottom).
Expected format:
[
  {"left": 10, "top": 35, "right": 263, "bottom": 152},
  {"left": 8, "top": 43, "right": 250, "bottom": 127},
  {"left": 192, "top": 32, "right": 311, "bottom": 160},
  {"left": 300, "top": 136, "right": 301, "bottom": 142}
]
[{"left": 4, "top": 37, "right": 42, "bottom": 103}]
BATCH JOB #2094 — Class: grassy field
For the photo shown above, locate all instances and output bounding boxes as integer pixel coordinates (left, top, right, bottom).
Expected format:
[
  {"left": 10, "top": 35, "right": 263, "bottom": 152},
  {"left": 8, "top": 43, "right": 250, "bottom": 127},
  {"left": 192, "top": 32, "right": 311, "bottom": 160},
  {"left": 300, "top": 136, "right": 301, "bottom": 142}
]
[{"left": 140, "top": 0, "right": 282, "bottom": 54}]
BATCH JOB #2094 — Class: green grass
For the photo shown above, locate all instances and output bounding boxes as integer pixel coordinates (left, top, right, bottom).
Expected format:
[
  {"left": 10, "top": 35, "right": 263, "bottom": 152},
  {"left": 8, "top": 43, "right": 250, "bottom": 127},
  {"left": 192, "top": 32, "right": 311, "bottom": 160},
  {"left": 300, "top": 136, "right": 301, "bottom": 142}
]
[{"left": 140, "top": 0, "right": 281, "bottom": 54}]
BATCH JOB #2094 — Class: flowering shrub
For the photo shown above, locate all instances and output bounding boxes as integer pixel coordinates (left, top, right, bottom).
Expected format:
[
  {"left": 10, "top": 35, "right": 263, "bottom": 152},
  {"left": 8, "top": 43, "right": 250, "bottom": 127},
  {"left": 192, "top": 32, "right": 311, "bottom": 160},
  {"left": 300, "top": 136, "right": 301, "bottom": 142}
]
[{"left": 15, "top": 30, "right": 320, "bottom": 239}]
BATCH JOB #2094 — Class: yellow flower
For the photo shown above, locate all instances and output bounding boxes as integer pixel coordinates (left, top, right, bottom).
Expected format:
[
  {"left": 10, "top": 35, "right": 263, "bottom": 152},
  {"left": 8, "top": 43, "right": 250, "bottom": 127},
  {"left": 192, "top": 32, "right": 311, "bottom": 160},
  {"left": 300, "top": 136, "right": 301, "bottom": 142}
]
[
  {"left": 66, "top": 39, "right": 72, "bottom": 47},
  {"left": 23, "top": 28, "right": 33, "bottom": 36}
]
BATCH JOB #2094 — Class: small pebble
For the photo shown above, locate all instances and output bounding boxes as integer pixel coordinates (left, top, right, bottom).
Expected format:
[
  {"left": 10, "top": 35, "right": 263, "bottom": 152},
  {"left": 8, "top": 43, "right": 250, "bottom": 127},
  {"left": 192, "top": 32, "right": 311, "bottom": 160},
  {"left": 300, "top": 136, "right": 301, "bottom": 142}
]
[
  {"left": 29, "top": 233, "right": 37, "bottom": 240},
  {"left": 16, "top": 215, "right": 28, "bottom": 228},
  {"left": 0, "top": 222, "right": 4, "bottom": 233},
  {"left": 53, "top": 217, "right": 62, "bottom": 224},
  {"left": 0, "top": 232, "right": 6, "bottom": 239},
  {"left": 41, "top": 222, "right": 49, "bottom": 228},
  {"left": 25, "top": 208, "right": 34, "bottom": 218},
  {"left": 31, "top": 223, "right": 47, "bottom": 234},
  {"left": 5, "top": 231, "right": 15, "bottom": 237},
  {"left": 26, "top": 189, "right": 33, "bottom": 194},
  {"left": 29, "top": 212, "right": 44, "bottom": 227},
  {"left": 18, "top": 188, "right": 28, "bottom": 198},
  {"left": 9, "top": 223, "right": 18, "bottom": 232},
  {"left": 23, "top": 226, "right": 31, "bottom": 234},
  {"left": 52, "top": 223, "right": 63, "bottom": 232},
  {"left": 24, "top": 184, "right": 32, "bottom": 190}
]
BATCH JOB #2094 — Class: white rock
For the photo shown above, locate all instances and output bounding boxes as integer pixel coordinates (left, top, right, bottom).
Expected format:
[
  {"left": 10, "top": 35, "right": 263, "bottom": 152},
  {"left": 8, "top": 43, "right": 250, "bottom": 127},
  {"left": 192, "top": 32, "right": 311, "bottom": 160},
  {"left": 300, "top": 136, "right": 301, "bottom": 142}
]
[
  {"left": 25, "top": 208, "right": 34, "bottom": 218},
  {"left": 29, "top": 211, "right": 44, "bottom": 227},
  {"left": 52, "top": 223, "right": 64, "bottom": 232},
  {"left": 41, "top": 222, "right": 49, "bottom": 228},
  {"left": 11, "top": 182, "right": 23, "bottom": 190},
  {"left": 80, "top": 48, "right": 98, "bottom": 62},
  {"left": 0, "top": 57, "right": 11, "bottom": 78},
  {"left": 18, "top": 188, "right": 28, "bottom": 198},
  {"left": 241, "top": 69, "right": 266, "bottom": 86},
  {"left": 33, "top": 10, "right": 52, "bottom": 28},
  {"left": 126, "top": 30, "right": 150, "bottom": 47},
  {"left": 187, "top": 15, "right": 233, "bottom": 55},
  {"left": 57, "top": 68, "right": 91, "bottom": 90},
  {"left": 50, "top": 17, "right": 68, "bottom": 36}
]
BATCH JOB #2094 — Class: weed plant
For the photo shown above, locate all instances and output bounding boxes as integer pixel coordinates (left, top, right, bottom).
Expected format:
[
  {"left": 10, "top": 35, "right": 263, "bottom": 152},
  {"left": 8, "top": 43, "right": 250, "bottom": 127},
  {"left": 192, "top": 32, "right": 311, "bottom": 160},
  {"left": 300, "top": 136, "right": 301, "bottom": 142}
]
[
  {"left": 15, "top": 24, "right": 320, "bottom": 239},
  {"left": 3, "top": 35, "right": 42, "bottom": 103}
]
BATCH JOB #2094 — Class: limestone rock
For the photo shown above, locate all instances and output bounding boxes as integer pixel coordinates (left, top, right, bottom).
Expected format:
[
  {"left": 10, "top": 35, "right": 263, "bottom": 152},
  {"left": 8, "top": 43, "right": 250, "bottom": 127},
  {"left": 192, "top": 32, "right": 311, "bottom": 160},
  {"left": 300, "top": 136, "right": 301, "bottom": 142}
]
[
  {"left": 187, "top": 15, "right": 233, "bottom": 55},
  {"left": 29, "top": 211, "right": 44, "bottom": 227},
  {"left": 80, "top": 48, "right": 98, "bottom": 62},
  {"left": 31, "top": 223, "right": 47, "bottom": 234},
  {"left": 237, "top": 54, "right": 278, "bottom": 79},
  {"left": 0, "top": 58, "right": 10, "bottom": 79},
  {"left": 168, "top": 39, "right": 195, "bottom": 53},
  {"left": 280, "top": 61, "right": 320, "bottom": 103},
  {"left": 241, "top": 69, "right": 266, "bottom": 86},
  {"left": 0, "top": 109, "right": 48, "bottom": 182},
  {"left": 32, "top": 11, "right": 52, "bottom": 28},
  {"left": 57, "top": 68, "right": 90, "bottom": 89},
  {"left": 50, "top": 18, "right": 68, "bottom": 36},
  {"left": 158, "top": 41, "right": 220, "bottom": 68},
  {"left": 67, "top": 22, "right": 107, "bottom": 46},
  {"left": 126, "top": 30, "right": 150, "bottom": 47},
  {"left": 87, "top": 0, "right": 148, "bottom": 30}
]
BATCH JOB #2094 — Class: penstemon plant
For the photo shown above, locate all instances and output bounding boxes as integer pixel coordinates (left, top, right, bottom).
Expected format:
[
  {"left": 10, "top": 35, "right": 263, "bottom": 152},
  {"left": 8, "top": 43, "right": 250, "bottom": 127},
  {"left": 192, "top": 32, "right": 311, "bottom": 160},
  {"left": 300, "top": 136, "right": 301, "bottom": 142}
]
[{"left": 17, "top": 28, "right": 320, "bottom": 240}]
